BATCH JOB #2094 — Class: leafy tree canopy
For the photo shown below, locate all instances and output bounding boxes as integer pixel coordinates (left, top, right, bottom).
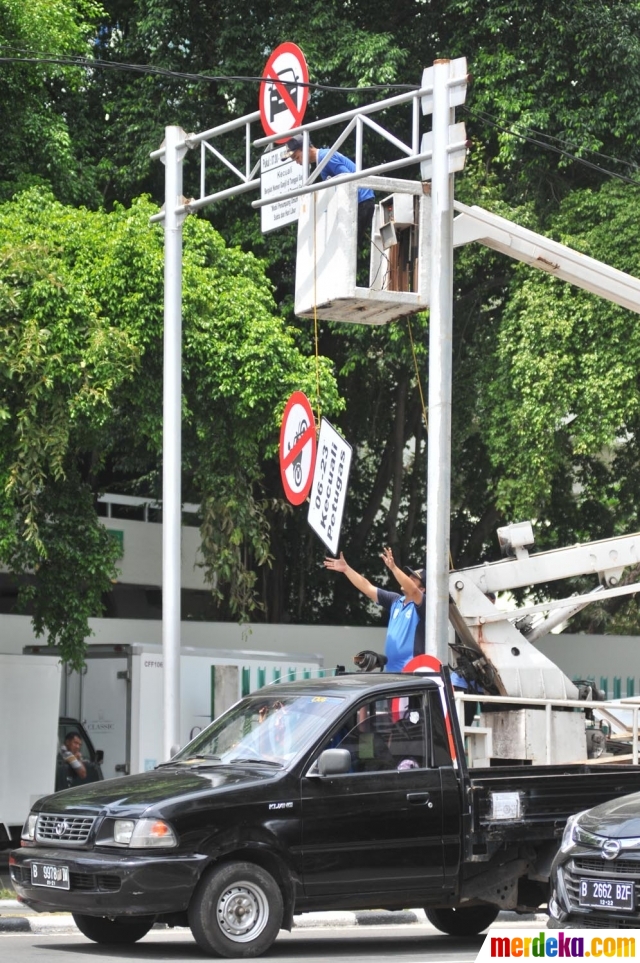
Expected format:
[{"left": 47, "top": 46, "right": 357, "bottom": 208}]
[
  {"left": 0, "top": 187, "right": 339, "bottom": 665},
  {"left": 3, "top": 1, "right": 640, "bottom": 639},
  {"left": 0, "top": 0, "right": 106, "bottom": 205}
]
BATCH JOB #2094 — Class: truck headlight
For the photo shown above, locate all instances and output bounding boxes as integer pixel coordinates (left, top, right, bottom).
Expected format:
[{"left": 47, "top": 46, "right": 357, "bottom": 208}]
[
  {"left": 111, "top": 818, "right": 177, "bottom": 848},
  {"left": 21, "top": 813, "right": 37, "bottom": 842},
  {"left": 113, "top": 819, "right": 136, "bottom": 845}
]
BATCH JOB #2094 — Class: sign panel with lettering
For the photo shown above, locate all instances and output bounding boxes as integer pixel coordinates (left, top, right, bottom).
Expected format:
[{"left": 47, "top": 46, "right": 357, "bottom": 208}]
[
  {"left": 307, "top": 418, "right": 352, "bottom": 555},
  {"left": 261, "top": 150, "right": 303, "bottom": 232}
]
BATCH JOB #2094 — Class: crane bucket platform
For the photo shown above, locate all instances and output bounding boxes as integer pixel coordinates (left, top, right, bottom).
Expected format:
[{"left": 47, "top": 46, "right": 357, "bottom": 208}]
[{"left": 294, "top": 180, "right": 431, "bottom": 324}]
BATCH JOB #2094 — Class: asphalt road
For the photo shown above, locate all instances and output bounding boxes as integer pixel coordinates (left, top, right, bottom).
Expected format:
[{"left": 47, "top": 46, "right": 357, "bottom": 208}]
[
  {"left": 0, "top": 914, "right": 553, "bottom": 963},
  {"left": 0, "top": 923, "right": 493, "bottom": 962}
]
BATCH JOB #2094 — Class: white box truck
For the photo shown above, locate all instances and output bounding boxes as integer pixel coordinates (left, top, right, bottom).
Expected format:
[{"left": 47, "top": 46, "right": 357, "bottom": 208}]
[
  {"left": 0, "top": 653, "right": 61, "bottom": 846},
  {"left": 24, "top": 643, "right": 325, "bottom": 779}
]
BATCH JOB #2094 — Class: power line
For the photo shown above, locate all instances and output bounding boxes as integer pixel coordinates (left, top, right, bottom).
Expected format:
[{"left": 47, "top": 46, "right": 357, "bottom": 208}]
[
  {"left": 463, "top": 105, "right": 640, "bottom": 186},
  {"left": 0, "top": 46, "right": 419, "bottom": 93},
  {"left": 4, "top": 45, "right": 640, "bottom": 184}
]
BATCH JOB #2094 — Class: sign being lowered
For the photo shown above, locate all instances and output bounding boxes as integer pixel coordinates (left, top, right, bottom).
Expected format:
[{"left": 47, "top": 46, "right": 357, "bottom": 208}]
[
  {"left": 279, "top": 392, "right": 316, "bottom": 506},
  {"left": 307, "top": 419, "right": 352, "bottom": 556}
]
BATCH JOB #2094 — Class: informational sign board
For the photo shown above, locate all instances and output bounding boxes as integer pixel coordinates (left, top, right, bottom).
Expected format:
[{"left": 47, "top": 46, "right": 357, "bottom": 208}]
[
  {"left": 260, "top": 149, "right": 304, "bottom": 232},
  {"left": 279, "top": 391, "right": 316, "bottom": 505},
  {"left": 259, "top": 42, "right": 309, "bottom": 140},
  {"left": 307, "top": 418, "right": 352, "bottom": 555}
]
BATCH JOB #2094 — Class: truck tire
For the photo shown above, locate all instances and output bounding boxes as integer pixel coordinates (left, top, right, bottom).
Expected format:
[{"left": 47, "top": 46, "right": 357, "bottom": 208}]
[
  {"left": 189, "top": 861, "right": 284, "bottom": 958},
  {"left": 72, "top": 913, "right": 156, "bottom": 944},
  {"left": 425, "top": 905, "right": 499, "bottom": 936}
]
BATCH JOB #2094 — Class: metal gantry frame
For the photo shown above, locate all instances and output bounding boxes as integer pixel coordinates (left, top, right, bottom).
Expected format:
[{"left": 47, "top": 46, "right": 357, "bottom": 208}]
[
  {"left": 150, "top": 55, "right": 640, "bottom": 758},
  {"left": 151, "top": 59, "right": 468, "bottom": 756}
]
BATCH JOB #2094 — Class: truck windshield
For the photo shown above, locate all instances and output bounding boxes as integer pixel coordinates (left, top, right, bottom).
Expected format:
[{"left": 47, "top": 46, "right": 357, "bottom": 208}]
[{"left": 172, "top": 693, "right": 345, "bottom": 768}]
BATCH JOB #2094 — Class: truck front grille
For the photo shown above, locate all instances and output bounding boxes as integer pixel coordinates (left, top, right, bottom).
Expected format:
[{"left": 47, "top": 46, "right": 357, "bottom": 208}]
[
  {"left": 71, "top": 872, "right": 121, "bottom": 892},
  {"left": 35, "top": 813, "right": 96, "bottom": 845}
]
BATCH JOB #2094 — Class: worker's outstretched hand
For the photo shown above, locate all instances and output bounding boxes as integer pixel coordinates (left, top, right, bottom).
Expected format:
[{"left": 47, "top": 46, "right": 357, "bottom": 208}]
[
  {"left": 380, "top": 546, "right": 395, "bottom": 570},
  {"left": 324, "top": 552, "right": 347, "bottom": 573}
]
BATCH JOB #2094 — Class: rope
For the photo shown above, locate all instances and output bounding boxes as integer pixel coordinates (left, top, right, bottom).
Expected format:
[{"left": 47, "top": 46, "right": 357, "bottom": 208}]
[
  {"left": 407, "top": 316, "right": 428, "bottom": 431},
  {"left": 312, "top": 193, "right": 321, "bottom": 427}
]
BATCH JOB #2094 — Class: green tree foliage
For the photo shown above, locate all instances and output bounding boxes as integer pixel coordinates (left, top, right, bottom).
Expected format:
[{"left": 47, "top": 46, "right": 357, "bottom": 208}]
[
  {"left": 0, "top": 0, "right": 106, "bottom": 205},
  {"left": 0, "top": 188, "right": 339, "bottom": 662},
  {"left": 4, "top": 1, "right": 640, "bottom": 637},
  {"left": 487, "top": 181, "right": 640, "bottom": 530}
]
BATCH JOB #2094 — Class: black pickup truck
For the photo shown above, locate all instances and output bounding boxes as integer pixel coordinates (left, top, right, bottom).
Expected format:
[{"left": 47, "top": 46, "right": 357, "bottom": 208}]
[{"left": 10, "top": 670, "right": 640, "bottom": 957}]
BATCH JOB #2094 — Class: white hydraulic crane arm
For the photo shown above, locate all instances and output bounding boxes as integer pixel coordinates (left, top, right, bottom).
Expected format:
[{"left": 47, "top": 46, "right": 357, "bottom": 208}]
[{"left": 448, "top": 528, "right": 640, "bottom": 701}]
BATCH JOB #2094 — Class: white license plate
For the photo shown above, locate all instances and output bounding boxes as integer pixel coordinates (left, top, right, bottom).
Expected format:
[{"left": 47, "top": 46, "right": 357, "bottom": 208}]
[{"left": 31, "top": 862, "right": 70, "bottom": 890}]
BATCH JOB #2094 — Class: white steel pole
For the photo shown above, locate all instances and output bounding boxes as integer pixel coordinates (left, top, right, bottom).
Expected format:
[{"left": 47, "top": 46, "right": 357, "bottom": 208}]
[
  {"left": 161, "top": 126, "right": 186, "bottom": 759},
  {"left": 425, "top": 61, "right": 454, "bottom": 663}
]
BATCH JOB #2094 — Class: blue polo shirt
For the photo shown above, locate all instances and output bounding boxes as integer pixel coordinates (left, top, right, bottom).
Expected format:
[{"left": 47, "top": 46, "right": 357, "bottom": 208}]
[
  {"left": 316, "top": 148, "right": 375, "bottom": 205},
  {"left": 377, "top": 589, "right": 426, "bottom": 672}
]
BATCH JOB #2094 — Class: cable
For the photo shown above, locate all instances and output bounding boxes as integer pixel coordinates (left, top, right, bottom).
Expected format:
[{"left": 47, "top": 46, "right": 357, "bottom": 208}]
[
  {"left": 0, "top": 46, "right": 419, "bottom": 93},
  {"left": 368, "top": 237, "right": 389, "bottom": 290},
  {"left": 463, "top": 105, "right": 640, "bottom": 186},
  {"left": 480, "top": 111, "right": 639, "bottom": 171},
  {"left": 6, "top": 44, "right": 639, "bottom": 183}
]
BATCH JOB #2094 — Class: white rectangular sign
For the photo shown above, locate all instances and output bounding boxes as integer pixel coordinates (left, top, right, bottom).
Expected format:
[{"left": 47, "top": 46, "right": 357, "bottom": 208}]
[
  {"left": 307, "top": 418, "right": 352, "bottom": 555},
  {"left": 260, "top": 151, "right": 303, "bottom": 232}
]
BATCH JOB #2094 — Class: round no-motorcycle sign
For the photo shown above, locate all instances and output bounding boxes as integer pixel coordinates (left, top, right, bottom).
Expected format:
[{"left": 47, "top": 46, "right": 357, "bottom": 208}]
[{"left": 279, "top": 392, "right": 316, "bottom": 505}]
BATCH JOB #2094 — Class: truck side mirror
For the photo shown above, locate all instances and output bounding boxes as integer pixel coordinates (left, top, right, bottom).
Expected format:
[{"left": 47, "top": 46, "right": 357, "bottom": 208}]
[{"left": 318, "top": 748, "right": 351, "bottom": 776}]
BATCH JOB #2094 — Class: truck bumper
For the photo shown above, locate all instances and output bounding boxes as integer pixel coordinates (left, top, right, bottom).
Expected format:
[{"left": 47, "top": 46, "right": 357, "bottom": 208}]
[{"left": 9, "top": 846, "right": 208, "bottom": 916}]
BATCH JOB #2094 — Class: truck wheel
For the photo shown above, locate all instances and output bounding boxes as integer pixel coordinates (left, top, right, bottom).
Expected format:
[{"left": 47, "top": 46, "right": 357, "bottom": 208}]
[
  {"left": 72, "top": 913, "right": 156, "bottom": 944},
  {"left": 189, "top": 861, "right": 283, "bottom": 958},
  {"left": 426, "top": 905, "right": 499, "bottom": 936}
]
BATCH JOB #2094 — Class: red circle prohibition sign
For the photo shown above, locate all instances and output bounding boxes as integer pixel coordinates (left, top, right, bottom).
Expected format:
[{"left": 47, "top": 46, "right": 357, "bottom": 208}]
[
  {"left": 279, "top": 391, "right": 316, "bottom": 505},
  {"left": 260, "top": 42, "right": 309, "bottom": 140}
]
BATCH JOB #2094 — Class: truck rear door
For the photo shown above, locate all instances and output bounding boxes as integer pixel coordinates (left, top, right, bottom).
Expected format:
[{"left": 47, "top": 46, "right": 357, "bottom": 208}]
[{"left": 299, "top": 688, "right": 453, "bottom": 898}]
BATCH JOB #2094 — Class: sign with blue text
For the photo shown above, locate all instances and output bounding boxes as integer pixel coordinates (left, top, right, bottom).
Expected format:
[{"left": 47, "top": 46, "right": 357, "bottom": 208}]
[{"left": 307, "top": 418, "right": 352, "bottom": 555}]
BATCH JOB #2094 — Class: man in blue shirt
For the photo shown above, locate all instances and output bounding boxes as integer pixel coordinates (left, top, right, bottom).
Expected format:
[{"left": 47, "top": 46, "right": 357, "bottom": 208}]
[
  {"left": 284, "top": 136, "right": 375, "bottom": 253},
  {"left": 323, "top": 547, "right": 426, "bottom": 672}
]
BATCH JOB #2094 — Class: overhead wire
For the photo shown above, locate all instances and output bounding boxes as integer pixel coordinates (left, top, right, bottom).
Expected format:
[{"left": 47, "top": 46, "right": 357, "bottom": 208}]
[
  {"left": 461, "top": 105, "right": 640, "bottom": 186},
  {"left": 467, "top": 107, "right": 640, "bottom": 175},
  {"left": 3, "top": 45, "right": 640, "bottom": 183},
  {"left": 0, "top": 46, "right": 419, "bottom": 93}
]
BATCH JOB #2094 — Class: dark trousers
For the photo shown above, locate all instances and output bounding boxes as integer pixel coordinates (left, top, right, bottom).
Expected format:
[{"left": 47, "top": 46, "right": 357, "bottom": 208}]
[
  {"left": 356, "top": 199, "right": 375, "bottom": 285},
  {"left": 357, "top": 198, "right": 375, "bottom": 251}
]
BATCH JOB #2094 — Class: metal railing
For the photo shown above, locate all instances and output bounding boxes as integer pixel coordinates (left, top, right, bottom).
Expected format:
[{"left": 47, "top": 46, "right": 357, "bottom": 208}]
[{"left": 455, "top": 692, "right": 640, "bottom": 766}]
